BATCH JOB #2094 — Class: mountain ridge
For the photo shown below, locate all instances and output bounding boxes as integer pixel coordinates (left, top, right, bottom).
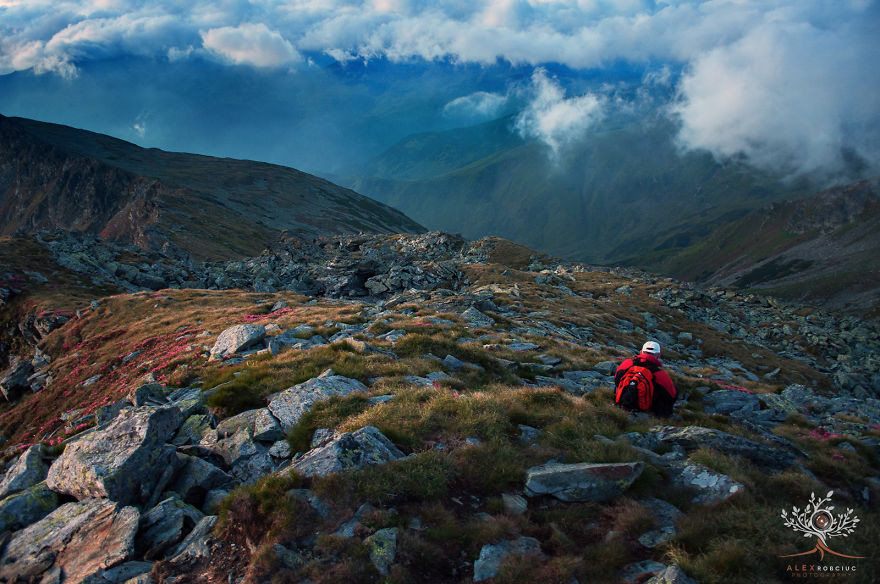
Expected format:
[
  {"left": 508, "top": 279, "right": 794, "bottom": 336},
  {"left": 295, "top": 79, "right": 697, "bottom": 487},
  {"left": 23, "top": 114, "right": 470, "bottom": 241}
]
[{"left": 0, "top": 114, "right": 425, "bottom": 260}]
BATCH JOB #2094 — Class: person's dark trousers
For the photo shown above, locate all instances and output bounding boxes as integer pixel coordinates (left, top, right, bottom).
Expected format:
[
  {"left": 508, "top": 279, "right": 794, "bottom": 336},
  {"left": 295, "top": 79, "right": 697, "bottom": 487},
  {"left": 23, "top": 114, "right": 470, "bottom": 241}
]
[{"left": 651, "top": 389, "right": 675, "bottom": 417}]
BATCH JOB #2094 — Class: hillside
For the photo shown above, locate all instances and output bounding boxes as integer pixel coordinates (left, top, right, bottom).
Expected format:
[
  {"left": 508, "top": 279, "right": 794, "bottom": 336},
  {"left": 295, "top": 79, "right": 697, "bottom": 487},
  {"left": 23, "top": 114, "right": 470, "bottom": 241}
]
[
  {"left": 0, "top": 231, "right": 878, "bottom": 584},
  {"left": 0, "top": 115, "right": 424, "bottom": 260},
  {"left": 338, "top": 116, "right": 810, "bottom": 263},
  {"left": 633, "top": 178, "right": 880, "bottom": 319}
]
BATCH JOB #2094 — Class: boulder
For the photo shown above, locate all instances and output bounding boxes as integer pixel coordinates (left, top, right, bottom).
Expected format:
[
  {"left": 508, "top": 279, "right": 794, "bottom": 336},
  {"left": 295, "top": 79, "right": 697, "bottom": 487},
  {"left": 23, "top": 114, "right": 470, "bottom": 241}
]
[
  {"left": 138, "top": 497, "right": 205, "bottom": 560},
  {"left": 267, "top": 374, "right": 368, "bottom": 432},
  {"left": 46, "top": 406, "right": 181, "bottom": 506},
  {"left": 473, "top": 536, "right": 544, "bottom": 582},
  {"left": 461, "top": 307, "right": 495, "bottom": 329},
  {"left": 287, "top": 426, "right": 405, "bottom": 478},
  {"left": 165, "top": 515, "right": 217, "bottom": 564},
  {"left": 209, "top": 324, "right": 266, "bottom": 359},
  {"left": 0, "top": 358, "right": 34, "bottom": 401},
  {"left": 523, "top": 461, "right": 643, "bottom": 502},
  {"left": 212, "top": 427, "right": 275, "bottom": 485},
  {"left": 172, "top": 415, "right": 212, "bottom": 446},
  {"left": 0, "top": 499, "right": 139, "bottom": 584},
  {"left": 702, "top": 390, "right": 761, "bottom": 416},
  {"left": 364, "top": 527, "right": 398, "bottom": 576},
  {"left": 0, "top": 443, "right": 48, "bottom": 499},
  {"left": 0, "top": 480, "right": 59, "bottom": 533},
  {"left": 649, "top": 425, "right": 796, "bottom": 470}
]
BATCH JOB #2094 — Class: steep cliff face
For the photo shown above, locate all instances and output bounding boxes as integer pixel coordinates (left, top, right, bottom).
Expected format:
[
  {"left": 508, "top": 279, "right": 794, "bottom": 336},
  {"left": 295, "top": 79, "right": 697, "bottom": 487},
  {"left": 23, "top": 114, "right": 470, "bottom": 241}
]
[{"left": 0, "top": 115, "right": 425, "bottom": 260}]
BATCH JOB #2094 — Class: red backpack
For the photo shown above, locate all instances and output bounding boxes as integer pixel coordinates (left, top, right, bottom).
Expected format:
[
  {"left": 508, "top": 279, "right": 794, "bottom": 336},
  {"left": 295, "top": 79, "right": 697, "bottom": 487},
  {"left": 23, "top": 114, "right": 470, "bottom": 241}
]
[{"left": 615, "top": 358, "right": 657, "bottom": 411}]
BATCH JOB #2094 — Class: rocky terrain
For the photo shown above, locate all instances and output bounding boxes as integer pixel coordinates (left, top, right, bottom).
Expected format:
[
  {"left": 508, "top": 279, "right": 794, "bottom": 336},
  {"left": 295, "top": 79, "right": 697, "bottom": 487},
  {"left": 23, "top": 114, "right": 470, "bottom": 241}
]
[
  {"left": 0, "top": 231, "right": 878, "bottom": 584},
  {"left": 0, "top": 115, "right": 424, "bottom": 260}
]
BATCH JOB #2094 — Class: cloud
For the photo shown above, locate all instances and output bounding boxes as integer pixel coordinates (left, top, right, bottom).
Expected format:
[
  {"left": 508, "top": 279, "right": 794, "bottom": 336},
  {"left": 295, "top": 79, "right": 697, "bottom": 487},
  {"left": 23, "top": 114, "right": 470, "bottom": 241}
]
[
  {"left": 201, "top": 23, "right": 303, "bottom": 68},
  {"left": 671, "top": 16, "right": 880, "bottom": 178},
  {"left": 0, "top": 0, "right": 876, "bottom": 177},
  {"left": 442, "top": 91, "right": 508, "bottom": 121},
  {"left": 514, "top": 68, "right": 605, "bottom": 157}
]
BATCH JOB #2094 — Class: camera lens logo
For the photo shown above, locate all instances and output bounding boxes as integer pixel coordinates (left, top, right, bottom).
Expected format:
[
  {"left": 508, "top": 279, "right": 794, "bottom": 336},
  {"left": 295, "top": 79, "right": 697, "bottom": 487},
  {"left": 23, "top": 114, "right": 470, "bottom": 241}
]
[{"left": 779, "top": 491, "right": 863, "bottom": 560}]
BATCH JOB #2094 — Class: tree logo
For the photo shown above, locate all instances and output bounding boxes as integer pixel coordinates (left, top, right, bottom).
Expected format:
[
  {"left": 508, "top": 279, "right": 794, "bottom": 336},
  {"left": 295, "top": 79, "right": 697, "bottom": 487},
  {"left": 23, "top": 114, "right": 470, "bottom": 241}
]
[{"left": 779, "top": 491, "right": 863, "bottom": 560}]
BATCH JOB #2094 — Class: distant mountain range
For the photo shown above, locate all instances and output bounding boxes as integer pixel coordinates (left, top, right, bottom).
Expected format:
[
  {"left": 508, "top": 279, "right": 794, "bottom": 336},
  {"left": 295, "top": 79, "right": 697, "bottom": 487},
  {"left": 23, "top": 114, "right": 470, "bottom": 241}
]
[
  {"left": 640, "top": 178, "right": 880, "bottom": 318},
  {"left": 337, "top": 114, "right": 812, "bottom": 264},
  {"left": 0, "top": 114, "right": 424, "bottom": 260}
]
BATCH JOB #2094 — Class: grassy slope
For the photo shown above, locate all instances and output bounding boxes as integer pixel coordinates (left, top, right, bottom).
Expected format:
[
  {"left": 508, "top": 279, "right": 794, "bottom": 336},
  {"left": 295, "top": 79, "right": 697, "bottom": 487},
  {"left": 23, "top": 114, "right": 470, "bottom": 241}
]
[{"left": 2, "top": 250, "right": 877, "bottom": 584}]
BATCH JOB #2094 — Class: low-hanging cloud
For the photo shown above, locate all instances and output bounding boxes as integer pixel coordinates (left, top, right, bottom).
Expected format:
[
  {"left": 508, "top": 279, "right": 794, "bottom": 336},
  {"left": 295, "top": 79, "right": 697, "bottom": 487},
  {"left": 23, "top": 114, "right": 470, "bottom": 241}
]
[
  {"left": 0, "top": 0, "right": 877, "bottom": 177},
  {"left": 442, "top": 91, "right": 509, "bottom": 122},
  {"left": 672, "top": 17, "right": 880, "bottom": 178},
  {"left": 514, "top": 68, "right": 605, "bottom": 158}
]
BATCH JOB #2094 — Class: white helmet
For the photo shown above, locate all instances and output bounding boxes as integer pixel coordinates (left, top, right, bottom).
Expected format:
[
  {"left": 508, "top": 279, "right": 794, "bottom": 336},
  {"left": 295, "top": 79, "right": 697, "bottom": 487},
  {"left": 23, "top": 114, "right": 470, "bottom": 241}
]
[{"left": 641, "top": 341, "right": 661, "bottom": 356}]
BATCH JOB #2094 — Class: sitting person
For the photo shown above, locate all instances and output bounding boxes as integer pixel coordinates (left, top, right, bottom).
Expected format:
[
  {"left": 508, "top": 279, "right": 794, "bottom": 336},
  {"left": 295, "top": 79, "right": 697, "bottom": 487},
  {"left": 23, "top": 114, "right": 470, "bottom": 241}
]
[{"left": 614, "top": 341, "right": 677, "bottom": 417}]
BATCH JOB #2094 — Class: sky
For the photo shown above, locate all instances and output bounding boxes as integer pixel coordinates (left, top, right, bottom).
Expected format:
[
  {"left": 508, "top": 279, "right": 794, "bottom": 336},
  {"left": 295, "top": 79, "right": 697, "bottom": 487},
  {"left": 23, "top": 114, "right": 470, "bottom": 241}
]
[{"left": 0, "top": 0, "right": 878, "bottom": 179}]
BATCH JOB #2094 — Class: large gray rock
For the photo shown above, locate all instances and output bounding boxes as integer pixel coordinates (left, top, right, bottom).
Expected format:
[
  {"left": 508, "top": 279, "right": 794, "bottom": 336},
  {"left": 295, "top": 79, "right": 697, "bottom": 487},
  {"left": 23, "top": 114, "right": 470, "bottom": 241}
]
[
  {"left": 0, "top": 443, "right": 48, "bottom": 499},
  {"left": 286, "top": 426, "right": 405, "bottom": 478},
  {"left": 267, "top": 374, "right": 368, "bottom": 432},
  {"left": 165, "top": 515, "right": 217, "bottom": 564},
  {"left": 212, "top": 427, "right": 275, "bottom": 485},
  {"left": 0, "top": 499, "right": 139, "bottom": 584},
  {"left": 209, "top": 324, "right": 266, "bottom": 359},
  {"left": 649, "top": 425, "right": 796, "bottom": 470},
  {"left": 0, "top": 480, "right": 59, "bottom": 532},
  {"left": 702, "top": 390, "right": 761, "bottom": 416},
  {"left": 216, "top": 408, "right": 282, "bottom": 443},
  {"left": 170, "top": 453, "right": 234, "bottom": 506},
  {"left": 461, "top": 306, "right": 495, "bottom": 329},
  {"left": 0, "top": 358, "right": 34, "bottom": 402},
  {"left": 46, "top": 406, "right": 182, "bottom": 506},
  {"left": 524, "top": 461, "right": 643, "bottom": 502},
  {"left": 138, "top": 497, "right": 205, "bottom": 560},
  {"left": 473, "top": 536, "right": 544, "bottom": 582}
]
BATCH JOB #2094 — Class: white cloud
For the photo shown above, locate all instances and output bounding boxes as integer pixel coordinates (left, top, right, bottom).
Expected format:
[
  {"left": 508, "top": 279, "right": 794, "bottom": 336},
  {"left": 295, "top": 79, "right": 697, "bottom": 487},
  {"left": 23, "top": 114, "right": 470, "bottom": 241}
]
[
  {"left": 0, "top": 0, "right": 876, "bottom": 177},
  {"left": 443, "top": 91, "right": 509, "bottom": 121},
  {"left": 515, "top": 68, "right": 605, "bottom": 157},
  {"left": 672, "top": 18, "right": 880, "bottom": 177},
  {"left": 201, "top": 23, "right": 302, "bottom": 68}
]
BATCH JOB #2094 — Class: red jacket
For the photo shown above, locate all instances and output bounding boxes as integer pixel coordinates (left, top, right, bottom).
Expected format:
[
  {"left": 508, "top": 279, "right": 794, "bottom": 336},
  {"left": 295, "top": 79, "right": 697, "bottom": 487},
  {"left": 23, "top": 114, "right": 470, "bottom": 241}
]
[{"left": 615, "top": 353, "right": 676, "bottom": 399}]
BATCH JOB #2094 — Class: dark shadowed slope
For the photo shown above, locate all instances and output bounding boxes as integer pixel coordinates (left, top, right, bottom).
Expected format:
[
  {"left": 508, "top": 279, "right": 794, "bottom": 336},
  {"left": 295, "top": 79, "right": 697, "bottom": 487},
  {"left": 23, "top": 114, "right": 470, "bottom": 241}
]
[{"left": 0, "top": 114, "right": 424, "bottom": 260}]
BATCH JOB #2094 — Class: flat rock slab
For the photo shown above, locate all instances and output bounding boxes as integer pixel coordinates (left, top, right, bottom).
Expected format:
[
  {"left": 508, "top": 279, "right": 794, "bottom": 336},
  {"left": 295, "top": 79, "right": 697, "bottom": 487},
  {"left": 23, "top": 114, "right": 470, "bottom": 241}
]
[
  {"left": 524, "top": 461, "right": 643, "bottom": 502},
  {"left": 46, "top": 406, "right": 181, "bottom": 506},
  {"left": 702, "top": 390, "right": 761, "bottom": 415},
  {"left": 0, "top": 499, "right": 139, "bottom": 584},
  {"left": 268, "top": 375, "right": 367, "bottom": 432},
  {"left": 670, "top": 463, "right": 745, "bottom": 504},
  {"left": 649, "top": 425, "right": 796, "bottom": 470},
  {"left": 209, "top": 324, "right": 266, "bottom": 359},
  {"left": 287, "top": 426, "right": 405, "bottom": 478}
]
